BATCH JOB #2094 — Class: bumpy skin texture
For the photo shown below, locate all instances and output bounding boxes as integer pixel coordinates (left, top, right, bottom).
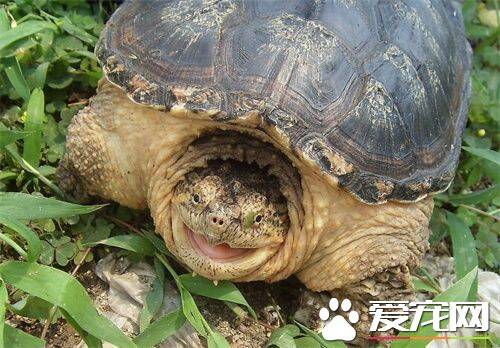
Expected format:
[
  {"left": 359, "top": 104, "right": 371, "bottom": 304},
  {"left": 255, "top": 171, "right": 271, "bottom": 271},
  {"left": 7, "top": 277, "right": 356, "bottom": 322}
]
[
  {"left": 60, "top": 82, "right": 432, "bottom": 339},
  {"left": 173, "top": 160, "right": 289, "bottom": 248}
]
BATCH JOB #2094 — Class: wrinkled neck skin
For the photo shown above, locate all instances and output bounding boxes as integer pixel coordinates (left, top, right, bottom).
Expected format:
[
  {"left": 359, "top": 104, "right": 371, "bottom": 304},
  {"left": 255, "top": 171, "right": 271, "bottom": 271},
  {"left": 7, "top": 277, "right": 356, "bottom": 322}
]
[{"left": 66, "top": 80, "right": 432, "bottom": 290}]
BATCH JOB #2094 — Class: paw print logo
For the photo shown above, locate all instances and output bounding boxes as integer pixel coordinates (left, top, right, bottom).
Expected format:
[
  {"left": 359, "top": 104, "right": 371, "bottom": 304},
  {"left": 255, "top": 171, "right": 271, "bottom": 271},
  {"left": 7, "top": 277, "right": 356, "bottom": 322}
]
[{"left": 319, "top": 298, "right": 359, "bottom": 341}]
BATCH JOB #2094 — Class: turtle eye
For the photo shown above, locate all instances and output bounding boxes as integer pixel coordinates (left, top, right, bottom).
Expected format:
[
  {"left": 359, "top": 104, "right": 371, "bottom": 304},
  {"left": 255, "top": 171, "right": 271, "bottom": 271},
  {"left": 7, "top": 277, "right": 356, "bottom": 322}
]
[
  {"left": 254, "top": 214, "right": 263, "bottom": 223},
  {"left": 192, "top": 193, "right": 201, "bottom": 204}
]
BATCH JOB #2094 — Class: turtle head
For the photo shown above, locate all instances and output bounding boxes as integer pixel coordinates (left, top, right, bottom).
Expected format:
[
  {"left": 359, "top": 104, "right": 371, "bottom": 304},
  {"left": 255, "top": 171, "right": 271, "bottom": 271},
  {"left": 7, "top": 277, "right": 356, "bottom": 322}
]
[{"left": 172, "top": 160, "right": 289, "bottom": 277}]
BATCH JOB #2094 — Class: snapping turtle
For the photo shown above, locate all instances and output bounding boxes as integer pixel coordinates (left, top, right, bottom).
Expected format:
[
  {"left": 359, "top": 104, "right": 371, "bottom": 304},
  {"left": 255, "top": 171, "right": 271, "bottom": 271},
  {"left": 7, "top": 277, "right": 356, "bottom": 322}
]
[{"left": 59, "top": 0, "right": 471, "bottom": 338}]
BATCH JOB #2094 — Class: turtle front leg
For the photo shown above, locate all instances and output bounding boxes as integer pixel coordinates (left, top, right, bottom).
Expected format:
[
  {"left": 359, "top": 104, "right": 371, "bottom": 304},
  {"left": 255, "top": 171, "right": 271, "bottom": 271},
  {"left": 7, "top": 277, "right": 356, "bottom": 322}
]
[
  {"left": 58, "top": 81, "right": 149, "bottom": 209},
  {"left": 295, "top": 196, "right": 433, "bottom": 341},
  {"left": 330, "top": 265, "right": 414, "bottom": 343}
]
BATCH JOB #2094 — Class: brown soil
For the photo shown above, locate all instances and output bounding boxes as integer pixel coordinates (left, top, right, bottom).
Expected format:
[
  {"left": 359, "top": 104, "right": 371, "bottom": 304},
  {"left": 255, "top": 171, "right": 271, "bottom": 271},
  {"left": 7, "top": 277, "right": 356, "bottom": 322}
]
[
  {"left": 195, "top": 277, "right": 305, "bottom": 347},
  {"left": 6, "top": 255, "right": 308, "bottom": 348}
]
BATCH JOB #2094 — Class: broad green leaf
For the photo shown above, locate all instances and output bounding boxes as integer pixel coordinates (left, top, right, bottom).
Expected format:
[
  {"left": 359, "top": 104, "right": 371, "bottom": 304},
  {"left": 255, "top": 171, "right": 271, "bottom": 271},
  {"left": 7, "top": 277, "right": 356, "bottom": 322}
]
[
  {"left": 156, "top": 254, "right": 210, "bottom": 338},
  {"left": 10, "top": 296, "right": 61, "bottom": 322},
  {"left": 393, "top": 267, "right": 478, "bottom": 348},
  {"left": 4, "top": 325, "right": 45, "bottom": 348},
  {"left": 30, "top": 62, "right": 49, "bottom": 89},
  {"left": 140, "top": 260, "right": 165, "bottom": 331},
  {"left": 0, "top": 213, "right": 42, "bottom": 262},
  {"left": 0, "top": 192, "right": 103, "bottom": 220},
  {"left": 3, "top": 56, "right": 30, "bottom": 101},
  {"left": 0, "top": 21, "right": 54, "bottom": 51},
  {"left": 463, "top": 146, "right": 500, "bottom": 166},
  {"left": 141, "top": 229, "right": 172, "bottom": 256},
  {"left": 90, "top": 234, "right": 155, "bottom": 256},
  {"left": 412, "top": 276, "right": 439, "bottom": 294},
  {"left": 179, "top": 287, "right": 208, "bottom": 337},
  {"left": 0, "top": 129, "right": 32, "bottom": 148},
  {"left": 0, "top": 8, "right": 9, "bottom": 32},
  {"left": 134, "top": 309, "right": 185, "bottom": 348},
  {"left": 0, "top": 261, "right": 136, "bottom": 348},
  {"left": 267, "top": 324, "right": 300, "bottom": 348},
  {"left": 61, "top": 309, "right": 102, "bottom": 348},
  {"left": 23, "top": 88, "right": 45, "bottom": 168},
  {"left": 179, "top": 274, "right": 257, "bottom": 319},
  {"left": 446, "top": 212, "right": 478, "bottom": 300}
]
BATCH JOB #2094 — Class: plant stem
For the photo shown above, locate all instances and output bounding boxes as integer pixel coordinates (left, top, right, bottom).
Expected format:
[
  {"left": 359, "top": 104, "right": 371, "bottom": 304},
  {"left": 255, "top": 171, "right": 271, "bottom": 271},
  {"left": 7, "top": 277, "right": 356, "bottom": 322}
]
[
  {"left": 104, "top": 215, "right": 142, "bottom": 235},
  {"left": 0, "top": 232, "right": 28, "bottom": 258},
  {"left": 459, "top": 204, "right": 500, "bottom": 221},
  {"left": 5, "top": 144, "right": 66, "bottom": 199}
]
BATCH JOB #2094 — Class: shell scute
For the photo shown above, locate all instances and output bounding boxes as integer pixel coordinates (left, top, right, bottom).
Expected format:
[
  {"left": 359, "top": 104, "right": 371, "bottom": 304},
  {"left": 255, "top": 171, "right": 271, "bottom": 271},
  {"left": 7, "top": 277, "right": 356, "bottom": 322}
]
[{"left": 97, "top": 0, "right": 472, "bottom": 203}]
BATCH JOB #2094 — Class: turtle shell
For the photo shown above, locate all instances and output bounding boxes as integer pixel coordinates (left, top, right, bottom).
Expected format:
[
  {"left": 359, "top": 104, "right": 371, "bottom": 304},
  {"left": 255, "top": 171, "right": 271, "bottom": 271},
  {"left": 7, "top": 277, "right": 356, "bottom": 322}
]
[{"left": 96, "top": 0, "right": 472, "bottom": 204}]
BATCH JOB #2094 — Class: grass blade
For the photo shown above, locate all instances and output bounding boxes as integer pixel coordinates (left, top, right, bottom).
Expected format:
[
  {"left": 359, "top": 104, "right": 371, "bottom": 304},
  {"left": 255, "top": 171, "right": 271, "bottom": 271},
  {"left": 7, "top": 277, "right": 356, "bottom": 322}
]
[
  {"left": 0, "top": 261, "right": 136, "bottom": 348},
  {"left": 139, "top": 259, "right": 165, "bottom": 331},
  {"left": 156, "top": 254, "right": 208, "bottom": 337},
  {"left": 293, "top": 321, "right": 347, "bottom": 348},
  {"left": 4, "top": 325, "right": 45, "bottom": 348},
  {"left": 294, "top": 337, "right": 320, "bottom": 348},
  {"left": 179, "top": 274, "right": 257, "bottom": 319},
  {"left": 0, "top": 192, "right": 103, "bottom": 220},
  {"left": 0, "top": 129, "right": 33, "bottom": 148},
  {"left": 0, "top": 20, "right": 53, "bottom": 51},
  {"left": 2, "top": 149, "right": 65, "bottom": 197},
  {"left": 89, "top": 234, "right": 155, "bottom": 256},
  {"left": 393, "top": 267, "right": 478, "bottom": 348},
  {"left": 0, "top": 232, "right": 28, "bottom": 259},
  {"left": 0, "top": 278, "right": 7, "bottom": 347},
  {"left": 463, "top": 146, "right": 500, "bottom": 166},
  {"left": 445, "top": 184, "right": 500, "bottom": 205},
  {"left": 208, "top": 331, "right": 231, "bottom": 348},
  {"left": 61, "top": 17, "right": 98, "bottom": 45},
  {"left": 266, "top": 324, "right": 299, "bottom": 348},
  {"left": 23, "top": 88, "right": 45, "bottom": 168},
  {"left": 0, "top": 8, "right": 9, "bottom": 32},
  {"left": 156, "top": 254, "right": 232, "bottom": 347},
  {"left": 10, "top": 296, "right": 61, "bottom": 322},
  {"left": 3, "top": 56, "right": 30, "bottom": 101},
  {"left": 133, "top": 309, "right": 185, "bottom": 348},
  {"left": 61, "top": 309, "right": 102, "bottom": 348},
  {"left": 141, "top": 229, "right": 171, "bottom": 256},
  {"left": 0, "top": 213, "right": 41, "bottom": 262},
  {"left": 446, "top": 212, "right": 478, "bottom": 300},
  {"left": 30, "top": 62, "right": 49, "bottom": 89}
]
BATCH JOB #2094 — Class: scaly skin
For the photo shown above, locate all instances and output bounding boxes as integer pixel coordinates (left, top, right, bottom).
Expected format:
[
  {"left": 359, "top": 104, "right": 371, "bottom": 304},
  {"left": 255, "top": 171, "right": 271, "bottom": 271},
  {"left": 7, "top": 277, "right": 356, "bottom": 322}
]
[
  {"left": 59, "top": 80, "right": 432, "bottom": 338},
  {"left": 173, "top": 159, "right": 289, "bottom": 249}
]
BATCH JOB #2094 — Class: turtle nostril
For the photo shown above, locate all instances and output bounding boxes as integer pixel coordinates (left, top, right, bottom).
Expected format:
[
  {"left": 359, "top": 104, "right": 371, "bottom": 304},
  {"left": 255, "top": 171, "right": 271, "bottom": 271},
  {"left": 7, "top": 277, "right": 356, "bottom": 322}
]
[{"left": 211, "top": 216, "right": 224, "bottom": 226}]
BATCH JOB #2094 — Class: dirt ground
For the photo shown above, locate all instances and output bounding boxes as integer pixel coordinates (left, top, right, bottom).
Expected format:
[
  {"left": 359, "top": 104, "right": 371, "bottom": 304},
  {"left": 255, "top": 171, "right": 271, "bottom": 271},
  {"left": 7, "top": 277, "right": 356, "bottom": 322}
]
[
  {"left": 6, "top": 257, "right": 310, "bottom": 348},
  {"left": 194, "top": 277, "right": 306, "bottom": 347}
]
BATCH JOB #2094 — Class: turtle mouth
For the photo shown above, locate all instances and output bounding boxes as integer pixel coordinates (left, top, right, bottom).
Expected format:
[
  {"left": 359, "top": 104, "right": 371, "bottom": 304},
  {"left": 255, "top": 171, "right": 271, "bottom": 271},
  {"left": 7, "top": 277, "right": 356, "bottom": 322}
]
[
  {"left": 164, "top": 131, "right": 304, "bottom": 280},
  {"left": 186, "top": 228, "right": 252, "bottom": 261}
]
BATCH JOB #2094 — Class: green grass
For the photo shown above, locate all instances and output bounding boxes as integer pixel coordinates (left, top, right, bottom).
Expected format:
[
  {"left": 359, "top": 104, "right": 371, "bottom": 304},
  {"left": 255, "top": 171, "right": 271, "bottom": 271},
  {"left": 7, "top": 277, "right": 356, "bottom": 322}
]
[{"left": 0, "top": 0, "right": 498, "bottom": 347}]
